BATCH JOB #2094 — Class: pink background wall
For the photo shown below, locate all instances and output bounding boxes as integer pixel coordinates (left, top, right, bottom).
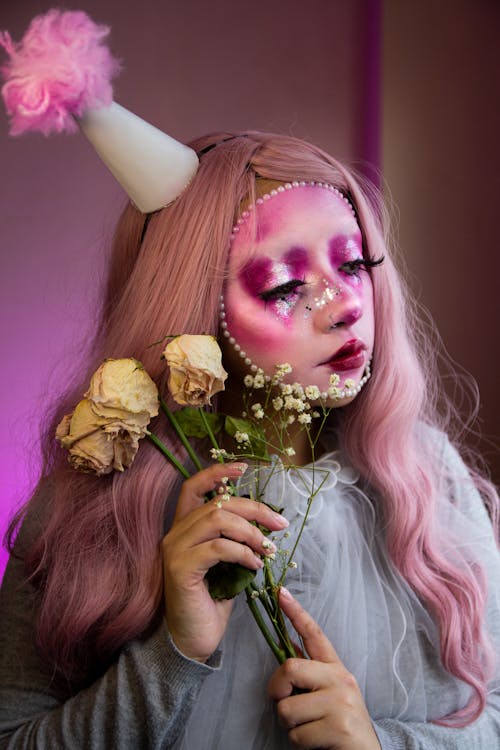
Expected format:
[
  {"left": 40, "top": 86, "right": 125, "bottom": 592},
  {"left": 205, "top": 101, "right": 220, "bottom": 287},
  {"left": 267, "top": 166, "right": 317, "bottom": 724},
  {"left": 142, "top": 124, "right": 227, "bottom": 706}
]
[
  {"left": 382, "top": 0, "right": 500, "bottom": 488},
  {"left": 0, "top": 0, "right": 378, "bottom": 577},
  {"left": 1, "top": 1, "right": 499, "bottom": 580}
]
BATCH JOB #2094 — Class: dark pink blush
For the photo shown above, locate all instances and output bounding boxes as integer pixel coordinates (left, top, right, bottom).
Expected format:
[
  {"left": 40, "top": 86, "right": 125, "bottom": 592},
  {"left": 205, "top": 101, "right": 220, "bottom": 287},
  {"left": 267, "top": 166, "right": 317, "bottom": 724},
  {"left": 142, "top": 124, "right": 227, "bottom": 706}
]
[
  {"left": 328, "top": 235, "right": 362, "bottom": 264},
  {"left": 239, "top": 258, "right": 273, "bottom": 295},
  {"left": 283, "top": 246, "right": 309, "bottom": 277}
]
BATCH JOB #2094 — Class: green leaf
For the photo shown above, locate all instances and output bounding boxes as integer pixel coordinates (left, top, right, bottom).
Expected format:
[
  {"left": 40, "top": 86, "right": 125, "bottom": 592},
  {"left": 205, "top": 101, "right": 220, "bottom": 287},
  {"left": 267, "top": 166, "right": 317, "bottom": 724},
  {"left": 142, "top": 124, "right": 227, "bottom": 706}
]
[
  {"left": 224, "top": 416, "right": 270, "bottom": 459},
  {"left": 174, "top": 408, "right": 224, "bottom": 439},
  {"left": 205, "top": 562, "right": 256, "bottom": 600}
]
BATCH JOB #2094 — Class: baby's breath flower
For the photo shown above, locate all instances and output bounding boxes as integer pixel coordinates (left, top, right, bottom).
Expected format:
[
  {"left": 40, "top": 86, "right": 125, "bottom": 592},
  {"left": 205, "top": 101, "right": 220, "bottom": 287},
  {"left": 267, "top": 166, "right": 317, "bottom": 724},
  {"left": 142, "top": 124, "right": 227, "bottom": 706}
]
[
  {"left": 251, "top": 403, "right": 263, "bottom": 412},
  {"left": 288, "top": 561, "right": 298, "bottom": 569},
  {"left": 284, "top": 447, "right": 296, "bottom": 457},
  {"left": 250, "top": 590, "right": 260, "bottom": 599},
  {"left": 292, "top": 383, "right": 305, "bottom": 398},
  {"left": 305, "top": 385, "right": 320, "bottom": 400},
  {"left": 329, "top": 373, "right": 340, "bottom": 386},
  {"left": 253, "top": 371, "right": 265, "bottom": 388},
  {"left": 287, "top": 415, "right": 295, "bottom": 424},
  {"left": 210, "top": 447, "right": 228, "bottom": 458},
  {"left": 312, "top": 410, "right": 321, "bottom": 418},
  {"left": 328, "top": 386, "right": 341, "bottom": 399},
  {"left": 244, "top": 374, "right": 254, "bottom": 388},
  {"left": 254, "top": 409, "right": 264, "bottom": 419},
  {"left": 221, "top": 492, "right": 231, "bottom": 502},
  {"left": 221, "top": 477, "right": 229, "bottom": 484},
  {"left": 235, "top": 431, "right": 250, "bottom": 444},
  {"left": 304, "top": 402, "right": 311, "bottom": 410},
  {"left": 344, "top": 378, "right": 356, "bottom": 388},
  {"left": 281, "top": 384, "right": 293, "bottom": 396},
  {"left": 298, "top": 413, "right": 312, "bottom": 424},
  {"left": 272, "top": 397, "right": 284, "bottom": 411}
]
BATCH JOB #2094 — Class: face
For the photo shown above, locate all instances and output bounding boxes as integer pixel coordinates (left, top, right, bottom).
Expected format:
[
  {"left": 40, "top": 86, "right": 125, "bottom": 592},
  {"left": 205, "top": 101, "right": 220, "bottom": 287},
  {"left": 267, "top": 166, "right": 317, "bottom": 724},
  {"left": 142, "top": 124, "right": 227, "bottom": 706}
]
[{"left": 221, "top": 185, "right": 375, "bottom": 406}]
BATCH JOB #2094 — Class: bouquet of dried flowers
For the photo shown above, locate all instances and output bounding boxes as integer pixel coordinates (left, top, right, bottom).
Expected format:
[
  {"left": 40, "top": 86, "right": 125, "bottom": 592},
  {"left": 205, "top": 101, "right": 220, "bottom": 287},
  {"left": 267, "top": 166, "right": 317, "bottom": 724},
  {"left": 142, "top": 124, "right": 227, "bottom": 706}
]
[{"left": 57, "top": 334, "right": 337, "bottom": 663}]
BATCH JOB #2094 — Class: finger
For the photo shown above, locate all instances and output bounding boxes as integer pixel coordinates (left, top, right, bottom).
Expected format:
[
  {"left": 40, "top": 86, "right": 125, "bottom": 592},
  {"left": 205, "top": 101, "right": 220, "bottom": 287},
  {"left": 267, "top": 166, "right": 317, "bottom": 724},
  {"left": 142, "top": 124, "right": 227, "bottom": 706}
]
[
  {"left": 275, "top": 690, "right": 330, "bottom": 730},
  {"left": 178, "top": 495, "right": 289, "bottom": 538},
  {"left": 178, "top": 538, "right": 265, "bottom": 577},
  {"left": 174, "top": 462, "right": 248, "bottom": 520},
  {"left": 179, "top": 505, "right": 279, "bottom": 559},
  {"left": 288, "top": 718, "right": 329, "bottom": 750},
  {"left": 268, "top": 659, "right": 337, "bottom": 700},
  {"left": 279, "top": 587, "right": 338, "bottom": 663}
]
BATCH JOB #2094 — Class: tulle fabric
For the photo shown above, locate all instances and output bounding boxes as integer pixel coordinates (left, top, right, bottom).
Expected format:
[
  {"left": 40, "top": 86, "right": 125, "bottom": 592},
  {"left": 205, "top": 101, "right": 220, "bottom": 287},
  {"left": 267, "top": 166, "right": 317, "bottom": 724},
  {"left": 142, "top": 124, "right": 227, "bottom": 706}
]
[{"left": 173, "top": 443, "right": 500, "bottom": 749}]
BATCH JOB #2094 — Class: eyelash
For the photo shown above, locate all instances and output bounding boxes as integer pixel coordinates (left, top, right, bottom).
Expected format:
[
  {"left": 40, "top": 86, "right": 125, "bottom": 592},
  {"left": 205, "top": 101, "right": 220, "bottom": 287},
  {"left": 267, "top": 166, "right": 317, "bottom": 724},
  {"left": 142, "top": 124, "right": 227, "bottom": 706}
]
[
  {"left": 339, "top": 257, "right": 385, "bottom": 276},
  {"left": 258, "top": 257, "right": 384, "bottom": 303},
  {"left": 259, "top": 279, "right": 307, "bottom": 303}
]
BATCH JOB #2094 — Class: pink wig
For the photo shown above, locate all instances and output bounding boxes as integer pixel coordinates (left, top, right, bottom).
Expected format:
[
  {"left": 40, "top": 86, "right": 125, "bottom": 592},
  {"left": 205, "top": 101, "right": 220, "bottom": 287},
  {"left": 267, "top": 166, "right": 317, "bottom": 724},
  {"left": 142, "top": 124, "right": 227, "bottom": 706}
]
[{"left": 7, "top": 131, "right": 499, "bottom": 724}]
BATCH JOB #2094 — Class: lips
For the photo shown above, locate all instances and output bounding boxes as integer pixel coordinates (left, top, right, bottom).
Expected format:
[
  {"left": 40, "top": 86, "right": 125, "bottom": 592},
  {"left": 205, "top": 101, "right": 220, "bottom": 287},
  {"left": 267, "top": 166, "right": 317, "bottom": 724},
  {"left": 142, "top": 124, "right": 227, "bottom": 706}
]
[{"left": 318, "top": 339, "right": 367, "bottom": 372}]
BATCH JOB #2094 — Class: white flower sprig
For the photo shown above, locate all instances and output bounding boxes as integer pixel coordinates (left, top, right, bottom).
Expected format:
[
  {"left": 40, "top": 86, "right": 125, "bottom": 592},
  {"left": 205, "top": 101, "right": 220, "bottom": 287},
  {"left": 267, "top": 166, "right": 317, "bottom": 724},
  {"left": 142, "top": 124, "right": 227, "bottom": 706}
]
[{"left": 56, "top": 342, "right": 336, "bottom": 665}]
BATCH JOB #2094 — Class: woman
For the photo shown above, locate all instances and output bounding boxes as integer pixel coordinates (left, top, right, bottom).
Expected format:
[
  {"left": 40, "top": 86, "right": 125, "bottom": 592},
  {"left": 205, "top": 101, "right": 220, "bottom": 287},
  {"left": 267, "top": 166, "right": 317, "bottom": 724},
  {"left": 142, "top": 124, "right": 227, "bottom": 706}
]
[{"left": 1, "top": 130, "right": 500, "bottom": 749}]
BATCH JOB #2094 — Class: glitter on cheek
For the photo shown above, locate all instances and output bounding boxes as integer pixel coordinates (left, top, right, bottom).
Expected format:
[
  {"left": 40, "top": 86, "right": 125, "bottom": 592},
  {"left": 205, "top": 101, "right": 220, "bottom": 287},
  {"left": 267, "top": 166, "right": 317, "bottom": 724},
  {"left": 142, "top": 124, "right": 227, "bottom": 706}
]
[{"left": 273, "top": 298, "right": 294, "bottom": 323}]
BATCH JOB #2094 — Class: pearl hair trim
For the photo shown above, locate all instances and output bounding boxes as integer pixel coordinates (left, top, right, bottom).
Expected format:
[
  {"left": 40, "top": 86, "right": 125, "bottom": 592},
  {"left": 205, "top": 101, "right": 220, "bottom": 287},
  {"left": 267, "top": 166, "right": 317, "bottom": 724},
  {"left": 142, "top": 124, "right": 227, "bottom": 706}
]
[
  {"left": 229, "top": 180, "right": 356, "bottom": 242},
  {"left": 219, "top": 294, "right": 372, "bottom": 401}
]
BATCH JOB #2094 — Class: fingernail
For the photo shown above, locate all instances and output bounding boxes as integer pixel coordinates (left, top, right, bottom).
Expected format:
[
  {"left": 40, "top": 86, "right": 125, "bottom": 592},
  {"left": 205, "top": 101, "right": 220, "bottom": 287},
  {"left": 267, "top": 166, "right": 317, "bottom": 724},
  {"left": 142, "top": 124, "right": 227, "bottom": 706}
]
[
  {"left": 254, "top": 555, "right": 264, "bottom": 568},
  {"left": 273, "top": 512, "right": 289, "bottom": 527},
  {"left": 280, "top": 586, "right": 292, "bottom": 600}
]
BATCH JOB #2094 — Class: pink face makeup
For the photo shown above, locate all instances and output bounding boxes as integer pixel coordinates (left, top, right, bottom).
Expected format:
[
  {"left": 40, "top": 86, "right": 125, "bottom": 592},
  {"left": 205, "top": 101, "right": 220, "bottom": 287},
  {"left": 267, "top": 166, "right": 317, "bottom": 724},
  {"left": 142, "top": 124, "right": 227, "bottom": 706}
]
[
  {"left": 240, "top": 247, "right": 309, "bottom": 322},
  {"left": 222, "top": 185, "right": 376, "bottom": 404}
]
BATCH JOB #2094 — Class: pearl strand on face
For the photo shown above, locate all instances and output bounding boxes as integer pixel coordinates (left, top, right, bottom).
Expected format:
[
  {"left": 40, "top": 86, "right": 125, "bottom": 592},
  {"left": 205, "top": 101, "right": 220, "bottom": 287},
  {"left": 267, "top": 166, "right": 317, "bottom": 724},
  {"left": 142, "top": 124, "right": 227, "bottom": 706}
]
[
  {"left": 229, "top": 180, "right": 356, "bottom": 243},
  {"left": 219, "top": 295, "right": 372, "bottom": 401}
]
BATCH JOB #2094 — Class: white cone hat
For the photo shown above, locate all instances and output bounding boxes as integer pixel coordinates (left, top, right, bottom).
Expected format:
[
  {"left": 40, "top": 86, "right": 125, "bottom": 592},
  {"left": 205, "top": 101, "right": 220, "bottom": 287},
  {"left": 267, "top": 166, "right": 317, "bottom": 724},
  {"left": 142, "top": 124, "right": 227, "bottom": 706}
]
[{"left": 77, "top": 102, "right": 199, "bottom": 213}]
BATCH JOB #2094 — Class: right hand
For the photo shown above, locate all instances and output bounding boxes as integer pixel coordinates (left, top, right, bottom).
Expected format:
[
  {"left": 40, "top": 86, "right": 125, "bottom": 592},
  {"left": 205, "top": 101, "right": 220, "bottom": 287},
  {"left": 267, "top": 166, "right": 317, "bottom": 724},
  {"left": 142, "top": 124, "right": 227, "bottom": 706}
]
[{"left": 161, "top": 462, "right": 289, "bottom": 662}]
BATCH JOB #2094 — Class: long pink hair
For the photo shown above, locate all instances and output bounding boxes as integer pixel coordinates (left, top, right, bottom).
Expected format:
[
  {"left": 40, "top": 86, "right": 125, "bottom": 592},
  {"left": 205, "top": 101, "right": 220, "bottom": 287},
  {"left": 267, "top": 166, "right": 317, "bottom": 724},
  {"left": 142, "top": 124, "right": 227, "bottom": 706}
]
[{"left": 7, "top": 131, "right": 499, "bottom": 720}]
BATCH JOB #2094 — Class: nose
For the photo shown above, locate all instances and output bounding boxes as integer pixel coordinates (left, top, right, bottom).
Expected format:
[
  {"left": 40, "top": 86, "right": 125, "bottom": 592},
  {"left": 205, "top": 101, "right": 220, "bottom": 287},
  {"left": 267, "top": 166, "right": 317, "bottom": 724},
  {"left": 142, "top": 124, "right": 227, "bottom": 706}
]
[{"left": 313, "top": 286, "right": 362, "bottom": 333}]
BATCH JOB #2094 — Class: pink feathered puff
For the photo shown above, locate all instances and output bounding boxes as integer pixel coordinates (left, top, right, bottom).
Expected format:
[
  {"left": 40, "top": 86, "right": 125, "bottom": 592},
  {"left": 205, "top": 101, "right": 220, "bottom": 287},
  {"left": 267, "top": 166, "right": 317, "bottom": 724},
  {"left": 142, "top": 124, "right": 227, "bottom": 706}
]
[{"left": 0, "top": 9, "right": 121, "bottom": 136}]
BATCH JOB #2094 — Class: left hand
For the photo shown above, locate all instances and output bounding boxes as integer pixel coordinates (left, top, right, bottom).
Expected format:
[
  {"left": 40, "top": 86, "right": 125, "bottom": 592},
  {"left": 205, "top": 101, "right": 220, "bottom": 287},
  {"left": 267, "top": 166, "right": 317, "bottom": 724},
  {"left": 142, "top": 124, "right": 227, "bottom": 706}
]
[{"left": 268, "top": 588, "right": 381, "bottom": 750}]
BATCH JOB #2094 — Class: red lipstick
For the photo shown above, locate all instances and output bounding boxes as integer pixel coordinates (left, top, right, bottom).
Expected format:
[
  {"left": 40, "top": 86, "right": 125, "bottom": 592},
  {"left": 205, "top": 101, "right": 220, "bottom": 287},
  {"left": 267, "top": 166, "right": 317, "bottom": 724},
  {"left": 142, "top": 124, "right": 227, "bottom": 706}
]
[{"left": 318, "top": 340, "right": 366, "bottom": 372}]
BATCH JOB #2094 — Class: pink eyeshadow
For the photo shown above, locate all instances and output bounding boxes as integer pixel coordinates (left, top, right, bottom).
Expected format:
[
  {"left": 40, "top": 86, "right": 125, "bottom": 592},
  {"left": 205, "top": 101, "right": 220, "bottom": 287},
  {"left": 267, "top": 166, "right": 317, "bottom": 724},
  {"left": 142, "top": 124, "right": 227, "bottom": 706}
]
[
  {"left": 284, "top": 246, "right": 308, "bottom": 277},
  {"left": 328, "top": 235, "right": 362, "bottom": 264},
  {"left": 240, "top": 258, "right": 273, "bottom": 295}
]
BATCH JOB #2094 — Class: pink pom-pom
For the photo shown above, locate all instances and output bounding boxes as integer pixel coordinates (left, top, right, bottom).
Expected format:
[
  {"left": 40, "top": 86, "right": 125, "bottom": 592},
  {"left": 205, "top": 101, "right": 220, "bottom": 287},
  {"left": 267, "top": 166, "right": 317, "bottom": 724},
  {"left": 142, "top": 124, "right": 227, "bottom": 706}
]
[{"left": 0, "top": 9, "right": 121, "bottom": 136}]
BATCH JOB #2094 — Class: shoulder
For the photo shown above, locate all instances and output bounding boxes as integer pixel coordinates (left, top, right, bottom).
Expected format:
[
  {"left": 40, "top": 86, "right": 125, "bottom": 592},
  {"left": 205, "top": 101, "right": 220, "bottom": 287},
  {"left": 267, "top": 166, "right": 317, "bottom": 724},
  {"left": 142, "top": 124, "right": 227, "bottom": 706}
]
[{"left": 421, "top": 426, "right": 498, "bottom": 547}]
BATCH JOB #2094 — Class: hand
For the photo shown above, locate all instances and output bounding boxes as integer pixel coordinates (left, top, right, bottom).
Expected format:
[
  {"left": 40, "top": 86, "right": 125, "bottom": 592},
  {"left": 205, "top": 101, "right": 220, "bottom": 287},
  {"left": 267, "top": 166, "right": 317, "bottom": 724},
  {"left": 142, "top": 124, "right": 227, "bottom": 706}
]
[
  {"left": 268, "top": 588, "right": 381, "bottom": 750},
  {"left": 162, "top": 462, "right": 289, "bottom": 662}
]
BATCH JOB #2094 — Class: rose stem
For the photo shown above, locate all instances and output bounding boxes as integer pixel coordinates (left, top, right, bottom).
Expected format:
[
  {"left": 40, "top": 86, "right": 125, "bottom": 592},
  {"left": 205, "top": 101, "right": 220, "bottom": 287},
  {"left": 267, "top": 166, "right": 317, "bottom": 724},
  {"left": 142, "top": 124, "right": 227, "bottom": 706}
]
[
  {"left": 146, "top": 432, "right": 191, "bottom": 480},
  {"left": 160, "top": 398, "right": 203, "bottom": 472}
]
